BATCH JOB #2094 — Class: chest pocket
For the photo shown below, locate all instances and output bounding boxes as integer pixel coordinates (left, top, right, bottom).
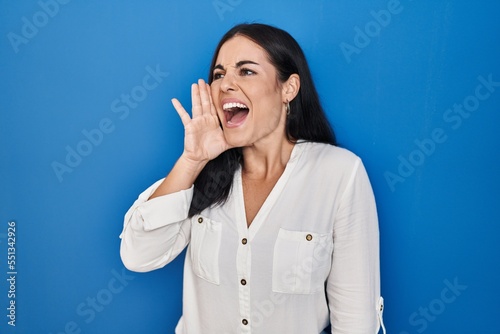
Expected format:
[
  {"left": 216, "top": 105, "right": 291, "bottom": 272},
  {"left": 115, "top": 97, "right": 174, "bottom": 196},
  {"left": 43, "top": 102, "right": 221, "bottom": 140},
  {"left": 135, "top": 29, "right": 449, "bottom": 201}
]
[
  {"left": 272, "top": 228, "right": 333, "bottom": 294},
  {"left": 190, "top": 215, "right": 222, "bottom": 285}
]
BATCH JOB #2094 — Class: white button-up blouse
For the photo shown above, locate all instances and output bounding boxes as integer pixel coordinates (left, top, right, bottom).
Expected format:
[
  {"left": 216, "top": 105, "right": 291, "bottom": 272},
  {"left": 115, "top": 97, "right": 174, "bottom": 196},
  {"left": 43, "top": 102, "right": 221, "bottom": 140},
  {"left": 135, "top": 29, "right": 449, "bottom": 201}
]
[{"left": 120, "top": 142, "right": 384, "bottom": 334}]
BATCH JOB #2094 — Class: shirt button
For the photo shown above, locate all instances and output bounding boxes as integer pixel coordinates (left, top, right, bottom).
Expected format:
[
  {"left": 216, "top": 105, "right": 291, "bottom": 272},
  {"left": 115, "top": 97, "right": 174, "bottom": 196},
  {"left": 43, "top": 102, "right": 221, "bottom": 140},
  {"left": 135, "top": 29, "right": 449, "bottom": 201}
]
[
  {"left": 241, "top": 238, "right": 247, "bottom": 245},
  {"left": 240, "top": 279, "right": 247, "bottom": 285},
  {"left": 306, "top": 234, "right": 313, "bottom": 241},
  {"left": 242, "top": 319, "right": 248, "bottom": 325},
  {"left": 198, "top": 217, "right": 203, "bottom": 224}
]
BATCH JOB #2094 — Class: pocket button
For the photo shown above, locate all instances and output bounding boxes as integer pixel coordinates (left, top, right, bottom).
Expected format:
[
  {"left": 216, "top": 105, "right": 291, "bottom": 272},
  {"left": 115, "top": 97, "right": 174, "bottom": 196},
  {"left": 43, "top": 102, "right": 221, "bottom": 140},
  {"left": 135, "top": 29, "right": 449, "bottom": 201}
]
[{"left": 306, "top": 234, "right": 313, "bottom": 241}]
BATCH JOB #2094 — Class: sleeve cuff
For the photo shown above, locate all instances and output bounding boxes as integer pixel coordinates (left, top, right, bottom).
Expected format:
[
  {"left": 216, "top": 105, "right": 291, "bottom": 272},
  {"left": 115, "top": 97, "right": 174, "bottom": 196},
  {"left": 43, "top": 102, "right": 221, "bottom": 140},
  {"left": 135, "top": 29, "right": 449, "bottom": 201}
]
[
  {"left": 137, "top": 185, "right": 194, "bottom": 231},
  {"left": 120, "top": 178, "right": 194, "bottom": 238}
]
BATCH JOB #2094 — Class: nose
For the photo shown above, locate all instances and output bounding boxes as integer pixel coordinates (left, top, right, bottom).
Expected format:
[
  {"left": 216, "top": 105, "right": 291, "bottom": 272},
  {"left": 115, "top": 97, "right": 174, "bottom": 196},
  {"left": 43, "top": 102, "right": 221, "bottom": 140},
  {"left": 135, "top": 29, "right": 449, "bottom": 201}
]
[{"left": 220, "top": 72, "right": 237, "bottom": 92}]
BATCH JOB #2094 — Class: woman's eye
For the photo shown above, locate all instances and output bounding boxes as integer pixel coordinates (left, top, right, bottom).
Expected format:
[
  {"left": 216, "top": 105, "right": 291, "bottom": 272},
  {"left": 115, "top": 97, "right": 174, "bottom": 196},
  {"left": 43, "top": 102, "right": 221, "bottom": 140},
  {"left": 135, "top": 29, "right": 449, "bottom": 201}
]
[
  {"left": 213, "top": 72, "right": 224, "bottom": 80},
  {"left": 240, "top": 68, "right": 255, "bottom": 76}
]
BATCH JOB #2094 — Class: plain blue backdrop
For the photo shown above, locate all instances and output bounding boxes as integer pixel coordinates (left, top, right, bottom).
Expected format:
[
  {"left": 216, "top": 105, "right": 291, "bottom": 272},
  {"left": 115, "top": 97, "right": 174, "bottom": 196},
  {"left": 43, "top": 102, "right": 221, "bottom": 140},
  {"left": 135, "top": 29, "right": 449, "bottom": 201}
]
[{"left": 1, "top": 0, "right": 499, "bottom": 333}]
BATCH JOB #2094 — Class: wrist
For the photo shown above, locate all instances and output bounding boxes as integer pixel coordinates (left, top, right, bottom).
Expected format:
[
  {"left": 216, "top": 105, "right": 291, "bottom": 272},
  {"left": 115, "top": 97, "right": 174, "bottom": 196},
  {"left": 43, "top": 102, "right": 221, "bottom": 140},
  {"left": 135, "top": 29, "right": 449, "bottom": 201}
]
[{"left": 178, "top": 153, "right": 208, "bottom": 175}]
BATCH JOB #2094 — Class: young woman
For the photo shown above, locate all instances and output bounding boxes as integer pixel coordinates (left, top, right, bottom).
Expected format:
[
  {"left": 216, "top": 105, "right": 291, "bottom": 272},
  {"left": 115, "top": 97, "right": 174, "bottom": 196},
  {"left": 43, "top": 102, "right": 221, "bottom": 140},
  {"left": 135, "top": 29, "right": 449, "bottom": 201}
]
[{"left": 120, "top": 23, "right": 384, "bottom": 334}]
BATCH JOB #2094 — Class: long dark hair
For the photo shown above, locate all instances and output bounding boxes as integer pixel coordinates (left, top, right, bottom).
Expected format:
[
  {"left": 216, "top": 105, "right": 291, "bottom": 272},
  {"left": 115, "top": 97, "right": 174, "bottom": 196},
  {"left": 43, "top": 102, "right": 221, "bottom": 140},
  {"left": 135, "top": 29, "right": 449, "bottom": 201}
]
[{"left": 188, "top": 23, "right": 336, "bottom": 217}]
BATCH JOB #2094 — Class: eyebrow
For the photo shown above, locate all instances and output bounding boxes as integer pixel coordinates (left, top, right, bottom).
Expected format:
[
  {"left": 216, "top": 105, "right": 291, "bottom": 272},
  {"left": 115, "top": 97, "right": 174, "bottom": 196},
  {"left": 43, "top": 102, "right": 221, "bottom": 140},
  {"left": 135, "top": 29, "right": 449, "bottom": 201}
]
[{"left": 213, "top": 60, "right": 260, "bottom": 71}]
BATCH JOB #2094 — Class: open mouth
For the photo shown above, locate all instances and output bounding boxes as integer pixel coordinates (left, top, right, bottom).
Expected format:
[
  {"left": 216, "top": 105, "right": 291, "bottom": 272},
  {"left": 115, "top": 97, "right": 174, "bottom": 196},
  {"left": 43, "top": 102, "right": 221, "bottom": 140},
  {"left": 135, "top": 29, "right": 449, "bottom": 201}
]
[{"left": 223, "top": 102, "right": 249, "bottom": 127}]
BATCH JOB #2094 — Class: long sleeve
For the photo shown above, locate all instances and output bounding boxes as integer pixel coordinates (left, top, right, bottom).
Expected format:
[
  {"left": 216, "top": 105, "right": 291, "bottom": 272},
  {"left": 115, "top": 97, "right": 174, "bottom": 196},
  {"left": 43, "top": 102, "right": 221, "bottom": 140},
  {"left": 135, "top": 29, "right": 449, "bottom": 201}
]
[
  {"left": 327, "top": 158, "right": 383, "bottom": 333},
  {"left": 119, "top": 179, "right": 193, "bottom": 273}
]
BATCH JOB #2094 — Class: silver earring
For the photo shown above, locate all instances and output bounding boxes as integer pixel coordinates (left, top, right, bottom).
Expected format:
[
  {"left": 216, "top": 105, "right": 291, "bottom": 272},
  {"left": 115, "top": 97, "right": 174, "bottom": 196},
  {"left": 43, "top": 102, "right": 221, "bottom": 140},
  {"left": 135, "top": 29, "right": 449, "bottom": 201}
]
[{"left": 286, "top": 101, "right": 290, "bottom": 115}]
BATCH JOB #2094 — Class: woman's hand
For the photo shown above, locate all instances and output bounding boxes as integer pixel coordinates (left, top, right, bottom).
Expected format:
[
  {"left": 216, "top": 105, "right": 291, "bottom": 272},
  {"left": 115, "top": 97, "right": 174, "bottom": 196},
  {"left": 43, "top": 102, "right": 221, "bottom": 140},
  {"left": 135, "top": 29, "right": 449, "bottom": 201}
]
[{"left": 172, "top": 79, "right": 231, "bottom": 165}]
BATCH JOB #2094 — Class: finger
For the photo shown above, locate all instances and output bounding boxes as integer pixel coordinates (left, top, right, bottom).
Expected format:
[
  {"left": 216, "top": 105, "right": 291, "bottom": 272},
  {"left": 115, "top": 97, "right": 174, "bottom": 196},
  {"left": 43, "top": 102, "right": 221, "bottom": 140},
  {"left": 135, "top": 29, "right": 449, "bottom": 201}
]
[
  {"left": 206, "top": 83, "right": 218, "bottom": 117},
  {"left": 198, "top": 79, "right": 212, "bottom": 115},
  {"left": 171, "top": 98, "right": 191, "bottom": 127},
  {"left": 191, "top": 83, "right": 202, "bottom": 118}
]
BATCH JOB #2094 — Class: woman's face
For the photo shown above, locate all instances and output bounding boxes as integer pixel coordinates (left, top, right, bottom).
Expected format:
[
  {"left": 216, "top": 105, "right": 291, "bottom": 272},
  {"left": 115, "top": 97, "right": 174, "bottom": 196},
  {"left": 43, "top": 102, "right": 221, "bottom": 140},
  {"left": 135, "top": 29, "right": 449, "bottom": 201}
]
[{"left": 210, "top": 35, "right": 288, "bottom": 148}]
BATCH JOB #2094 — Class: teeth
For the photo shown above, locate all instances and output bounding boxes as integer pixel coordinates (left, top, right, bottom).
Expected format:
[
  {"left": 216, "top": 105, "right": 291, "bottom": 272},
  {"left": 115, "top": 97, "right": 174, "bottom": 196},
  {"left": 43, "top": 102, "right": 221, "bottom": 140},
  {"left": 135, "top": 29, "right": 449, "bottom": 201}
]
[{"left": 223, "top": 102, "right": 248, "bottom": 110}]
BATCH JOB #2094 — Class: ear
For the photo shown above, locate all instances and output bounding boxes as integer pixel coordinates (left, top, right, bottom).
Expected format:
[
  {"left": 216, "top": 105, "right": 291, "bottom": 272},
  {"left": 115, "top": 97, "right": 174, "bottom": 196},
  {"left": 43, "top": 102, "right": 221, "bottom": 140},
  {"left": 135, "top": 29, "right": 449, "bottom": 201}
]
[{"left": 282, "top": 74, "right": 300, "bottom": 103}]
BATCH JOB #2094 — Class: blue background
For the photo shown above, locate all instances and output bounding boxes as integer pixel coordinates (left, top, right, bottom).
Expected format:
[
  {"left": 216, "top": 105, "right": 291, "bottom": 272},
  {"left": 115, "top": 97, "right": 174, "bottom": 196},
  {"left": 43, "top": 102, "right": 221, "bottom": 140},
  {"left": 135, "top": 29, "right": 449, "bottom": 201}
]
[{"left": 1, "top": 0, "right": 499, "bottom": 333}]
